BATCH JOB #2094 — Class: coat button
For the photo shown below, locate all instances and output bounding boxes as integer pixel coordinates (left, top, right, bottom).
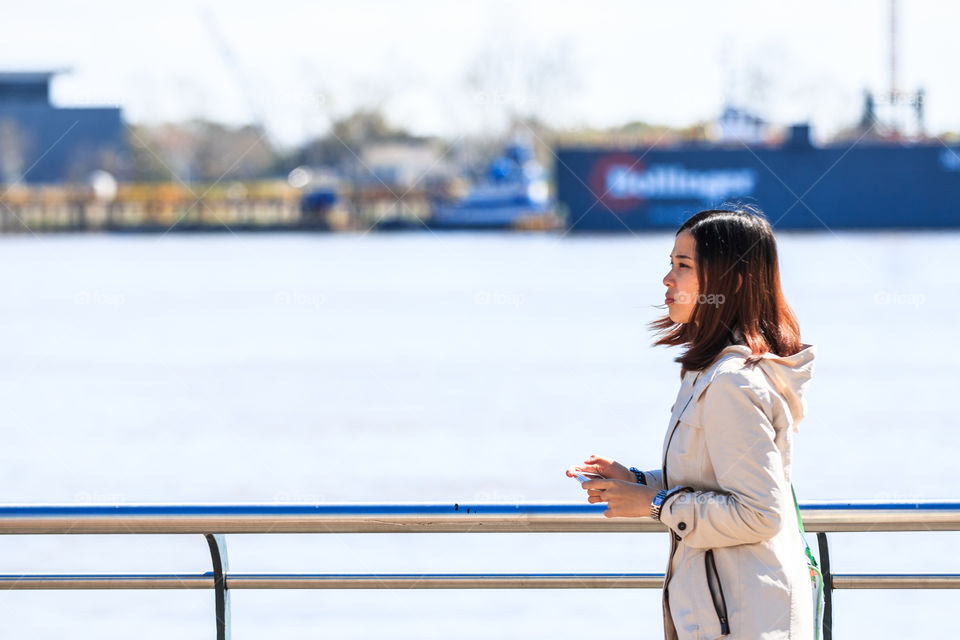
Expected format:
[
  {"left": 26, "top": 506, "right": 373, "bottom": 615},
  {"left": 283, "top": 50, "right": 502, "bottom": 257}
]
[
  {"left": 678, "top": 522, "right": 687, "bottom": 531},
  {"left": 674, "top": 533, "right": 681, "bottom": 541}
]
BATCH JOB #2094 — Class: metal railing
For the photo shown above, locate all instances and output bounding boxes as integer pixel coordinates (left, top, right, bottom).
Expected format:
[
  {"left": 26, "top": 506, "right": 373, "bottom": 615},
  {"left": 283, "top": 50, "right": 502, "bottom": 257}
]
[{"left": 2, "top": 501, "right": 958, "bottom": 639}]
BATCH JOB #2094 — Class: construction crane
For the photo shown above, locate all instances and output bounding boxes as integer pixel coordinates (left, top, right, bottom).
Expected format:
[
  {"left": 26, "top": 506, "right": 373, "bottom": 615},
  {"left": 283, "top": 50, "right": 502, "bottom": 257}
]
[
  {"left": 879, "top": 0, "right": 924, "bottom": 138},
  {"left": 199, "top": 9, "right": 270, "bottom": 135}
]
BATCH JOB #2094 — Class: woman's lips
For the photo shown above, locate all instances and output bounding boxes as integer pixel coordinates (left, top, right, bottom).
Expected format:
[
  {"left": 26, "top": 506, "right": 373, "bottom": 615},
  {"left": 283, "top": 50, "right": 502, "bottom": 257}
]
[{"left": 665, "top": 296, "right": 674, "bottom": 304}]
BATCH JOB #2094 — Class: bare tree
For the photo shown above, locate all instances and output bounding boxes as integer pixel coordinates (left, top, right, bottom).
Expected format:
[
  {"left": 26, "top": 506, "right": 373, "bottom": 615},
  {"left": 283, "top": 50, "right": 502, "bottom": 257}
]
[{"left": 463, "top": 30, "right": 580, "bottom": 137}]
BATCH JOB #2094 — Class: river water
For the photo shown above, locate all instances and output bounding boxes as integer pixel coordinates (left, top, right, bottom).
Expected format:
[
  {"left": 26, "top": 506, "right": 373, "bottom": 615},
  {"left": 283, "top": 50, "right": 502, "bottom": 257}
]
[{"left": 0, "top": 231, "right": 956, "bottom": 639}]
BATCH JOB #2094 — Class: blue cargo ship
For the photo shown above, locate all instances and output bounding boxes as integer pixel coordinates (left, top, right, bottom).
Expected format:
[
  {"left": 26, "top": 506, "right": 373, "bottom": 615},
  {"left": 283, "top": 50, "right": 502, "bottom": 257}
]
[{"left": 556, "top": 124, "right": 960, "bottom": 232}]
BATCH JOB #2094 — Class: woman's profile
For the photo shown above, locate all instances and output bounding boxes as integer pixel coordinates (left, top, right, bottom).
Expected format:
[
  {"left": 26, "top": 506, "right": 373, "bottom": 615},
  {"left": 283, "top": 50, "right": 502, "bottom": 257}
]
[{"left": 567, "top": 207, "right": 817, "bottom": 639}]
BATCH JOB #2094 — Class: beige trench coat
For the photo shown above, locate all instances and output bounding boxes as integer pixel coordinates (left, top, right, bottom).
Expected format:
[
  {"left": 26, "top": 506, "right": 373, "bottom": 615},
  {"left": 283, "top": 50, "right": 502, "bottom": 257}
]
[{"left": 643, "top": 341, "right": 817, "bottom": 640}]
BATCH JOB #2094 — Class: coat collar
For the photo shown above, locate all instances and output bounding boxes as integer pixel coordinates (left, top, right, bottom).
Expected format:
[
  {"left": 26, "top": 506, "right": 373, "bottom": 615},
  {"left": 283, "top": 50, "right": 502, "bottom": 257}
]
[{"left": 670, "top": 345, "right": 748, "bottom": 426}]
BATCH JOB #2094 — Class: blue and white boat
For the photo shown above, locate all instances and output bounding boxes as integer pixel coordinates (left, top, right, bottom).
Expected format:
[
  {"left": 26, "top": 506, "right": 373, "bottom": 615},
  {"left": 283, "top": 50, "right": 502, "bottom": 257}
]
[{"left": 427, "top": 138, "right": 553, "bottom": 229}]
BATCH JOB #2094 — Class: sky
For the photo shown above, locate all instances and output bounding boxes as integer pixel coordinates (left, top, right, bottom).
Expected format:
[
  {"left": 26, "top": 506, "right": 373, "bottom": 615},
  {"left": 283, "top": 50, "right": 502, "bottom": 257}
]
[{"left": 1, "top": 0, "right": 957, "bottom": 149}]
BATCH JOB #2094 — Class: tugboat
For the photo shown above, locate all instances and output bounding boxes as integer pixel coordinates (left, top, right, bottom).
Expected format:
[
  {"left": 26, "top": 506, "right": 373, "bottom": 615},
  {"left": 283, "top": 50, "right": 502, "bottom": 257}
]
[{"left": 426, "top": 137, "right": 554, "bottom": 230}]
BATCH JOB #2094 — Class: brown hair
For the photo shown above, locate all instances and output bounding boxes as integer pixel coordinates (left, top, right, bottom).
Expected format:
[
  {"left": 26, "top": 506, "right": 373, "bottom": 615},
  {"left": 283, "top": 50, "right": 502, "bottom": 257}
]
[{"left": 649, "top": 205, "right": 802, "bottom": 373}]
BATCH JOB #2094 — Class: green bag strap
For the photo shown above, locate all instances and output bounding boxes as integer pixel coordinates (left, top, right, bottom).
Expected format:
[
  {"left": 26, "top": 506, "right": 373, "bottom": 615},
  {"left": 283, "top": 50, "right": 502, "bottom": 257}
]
[
  {"left": 756, "top": 365, "right": 821, "bottom": 571},
  {"left": 792, "top": 483, "right": 820, "bottom": 570}
]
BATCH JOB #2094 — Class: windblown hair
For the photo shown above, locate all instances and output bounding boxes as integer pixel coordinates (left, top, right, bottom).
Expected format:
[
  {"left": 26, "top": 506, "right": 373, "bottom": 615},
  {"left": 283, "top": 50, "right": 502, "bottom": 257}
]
[{"left": 649, "top": 205, "right": 803, "bottom": 373}]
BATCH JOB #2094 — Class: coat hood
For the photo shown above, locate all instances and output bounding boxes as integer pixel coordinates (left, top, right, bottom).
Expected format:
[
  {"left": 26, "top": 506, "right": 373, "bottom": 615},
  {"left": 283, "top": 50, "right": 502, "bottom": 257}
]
[{"left": 718, "top": 336, "right": 816, "bottom": 431}]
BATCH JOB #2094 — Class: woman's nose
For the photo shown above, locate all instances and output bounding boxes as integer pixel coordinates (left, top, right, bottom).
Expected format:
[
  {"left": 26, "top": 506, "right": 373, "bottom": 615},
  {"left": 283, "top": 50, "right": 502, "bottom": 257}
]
[{"left": 663, "top": 271, "right": 673, "bottom": 287}]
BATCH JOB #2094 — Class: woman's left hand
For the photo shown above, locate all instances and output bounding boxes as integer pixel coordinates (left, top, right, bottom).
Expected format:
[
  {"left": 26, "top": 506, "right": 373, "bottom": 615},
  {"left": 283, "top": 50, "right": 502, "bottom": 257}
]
[{"left": 581, "top": 478, "right": 660, "bottom": 518}]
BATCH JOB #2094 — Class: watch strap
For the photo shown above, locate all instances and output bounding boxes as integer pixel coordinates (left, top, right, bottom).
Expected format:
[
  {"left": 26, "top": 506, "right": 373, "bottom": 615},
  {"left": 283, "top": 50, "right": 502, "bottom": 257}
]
[{"left": 649, "top": 489, "right": 669, "bottom": 521}]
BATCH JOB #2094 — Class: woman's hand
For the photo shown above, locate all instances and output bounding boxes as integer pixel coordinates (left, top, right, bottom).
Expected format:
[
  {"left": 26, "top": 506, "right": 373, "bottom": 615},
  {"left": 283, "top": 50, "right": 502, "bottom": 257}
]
[
  {"left": 564, "top": 454, "right": 634, "bottom": 483},
  {"left": 581, "top": 478, "right": 660, "bottom": 518}
]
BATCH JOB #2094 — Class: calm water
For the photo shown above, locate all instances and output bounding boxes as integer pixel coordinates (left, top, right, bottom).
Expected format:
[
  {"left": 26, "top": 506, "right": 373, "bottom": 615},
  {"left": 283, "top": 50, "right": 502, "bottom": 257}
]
[{"left": 0, "top": 231, "right": 957, "bottom": 639}]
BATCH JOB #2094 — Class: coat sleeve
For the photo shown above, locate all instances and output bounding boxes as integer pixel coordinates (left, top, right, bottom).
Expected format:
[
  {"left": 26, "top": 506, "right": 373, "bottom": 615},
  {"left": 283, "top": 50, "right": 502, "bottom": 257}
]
[
  {"left": 657, "top": 370, "right": 787, "bottom": 548},
  {"left": 640, "top": 469, "right": 664, "bottom": 490}
]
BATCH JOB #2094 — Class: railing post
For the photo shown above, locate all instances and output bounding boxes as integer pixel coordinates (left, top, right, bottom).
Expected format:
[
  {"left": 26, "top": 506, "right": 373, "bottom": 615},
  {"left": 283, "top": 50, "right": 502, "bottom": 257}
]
[
  {"left": 204, "top": 534, "right": 231, "bottom": 640},
  {"left": 817, "top": 532, "right": 833, "bottom": 640}
]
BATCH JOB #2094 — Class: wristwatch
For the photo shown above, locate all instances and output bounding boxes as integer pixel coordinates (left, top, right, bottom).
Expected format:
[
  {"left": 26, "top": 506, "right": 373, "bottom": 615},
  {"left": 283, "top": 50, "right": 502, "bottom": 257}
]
[
  {"left": 649, "top": 489, "right": 670, "bottom": 521},
  {"left": 628, "top": 466, "right": 646, "bottom": 485}
]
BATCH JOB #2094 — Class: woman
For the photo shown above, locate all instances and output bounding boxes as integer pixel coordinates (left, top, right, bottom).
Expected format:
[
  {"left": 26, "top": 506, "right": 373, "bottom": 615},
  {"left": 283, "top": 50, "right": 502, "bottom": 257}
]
[{"left": 567, "top": 207, "right": 816, "bottom": 639}]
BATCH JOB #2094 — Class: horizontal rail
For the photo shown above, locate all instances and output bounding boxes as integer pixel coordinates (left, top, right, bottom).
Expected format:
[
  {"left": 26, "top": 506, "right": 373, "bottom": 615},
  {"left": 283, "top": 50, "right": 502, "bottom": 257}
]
[
  {"left": 0, "top": 574, "right": 214, "bottom": 589},
  {"left": 3, "top": 502, "right": 956, "bottom": 640},
  {"left": 831, "top": 574, "right": 960, "bottom": 589},
  {"left": 1, "top": 501, "right": 959, "bottom": 534},
  {"left": 1, "top": 573, "right": 958, "bottom": 590}
]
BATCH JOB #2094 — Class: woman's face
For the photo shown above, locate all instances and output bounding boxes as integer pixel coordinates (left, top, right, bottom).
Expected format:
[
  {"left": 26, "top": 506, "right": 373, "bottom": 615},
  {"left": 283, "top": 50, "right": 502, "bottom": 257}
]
[{"left": 663, "top": 230, "right": 699, "bottom": 324}]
